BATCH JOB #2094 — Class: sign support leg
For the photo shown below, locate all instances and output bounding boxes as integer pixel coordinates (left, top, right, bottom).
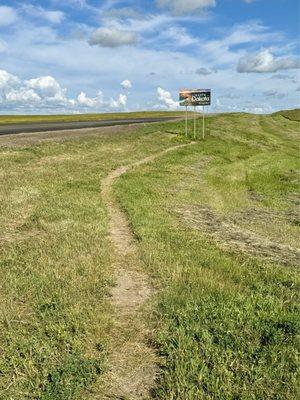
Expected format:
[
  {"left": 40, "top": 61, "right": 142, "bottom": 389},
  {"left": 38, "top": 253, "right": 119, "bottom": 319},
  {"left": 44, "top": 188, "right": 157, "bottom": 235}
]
[
  {"left": 194, "top": 106, "right": 196, "bottom": 139},
  {"left": 202, "top": 105, "right": 205, "bottom": 140},
  {"left": 185, "top": 105, "right": 188, "bottom": 137}
]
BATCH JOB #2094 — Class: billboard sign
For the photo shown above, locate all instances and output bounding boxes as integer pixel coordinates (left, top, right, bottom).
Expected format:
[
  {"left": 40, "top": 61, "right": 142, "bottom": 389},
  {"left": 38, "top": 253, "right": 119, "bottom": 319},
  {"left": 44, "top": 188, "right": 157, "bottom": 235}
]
[{"left": 179, "top": 89, "right": 211, "bottom": 106}]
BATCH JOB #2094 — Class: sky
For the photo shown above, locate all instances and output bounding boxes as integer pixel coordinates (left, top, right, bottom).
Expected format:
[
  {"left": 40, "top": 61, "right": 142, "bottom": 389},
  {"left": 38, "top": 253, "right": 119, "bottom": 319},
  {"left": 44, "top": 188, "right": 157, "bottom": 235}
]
[{"left": 0, "top": 0, "right": 299, "bottom": 114}]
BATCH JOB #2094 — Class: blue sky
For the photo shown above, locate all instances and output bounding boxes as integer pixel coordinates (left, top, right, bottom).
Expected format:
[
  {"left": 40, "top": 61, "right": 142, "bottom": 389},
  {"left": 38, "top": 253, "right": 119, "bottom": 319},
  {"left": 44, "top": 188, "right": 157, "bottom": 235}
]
[{"left": 0, "top": 0, "right": 299, "bottom": 114}]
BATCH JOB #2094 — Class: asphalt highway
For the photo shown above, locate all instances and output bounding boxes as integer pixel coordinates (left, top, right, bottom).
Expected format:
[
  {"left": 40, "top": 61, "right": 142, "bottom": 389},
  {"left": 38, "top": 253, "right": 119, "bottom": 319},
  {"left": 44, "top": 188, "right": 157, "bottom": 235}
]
[{"left": 0, "top": 117, "right": 180, "bottom": 136}]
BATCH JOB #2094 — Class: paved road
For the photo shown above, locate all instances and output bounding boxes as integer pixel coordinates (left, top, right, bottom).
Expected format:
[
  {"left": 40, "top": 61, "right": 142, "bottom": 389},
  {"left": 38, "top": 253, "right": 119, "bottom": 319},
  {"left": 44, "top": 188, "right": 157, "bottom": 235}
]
[{"left": 0, "top": 117, "right": 180, "bottom": 136}]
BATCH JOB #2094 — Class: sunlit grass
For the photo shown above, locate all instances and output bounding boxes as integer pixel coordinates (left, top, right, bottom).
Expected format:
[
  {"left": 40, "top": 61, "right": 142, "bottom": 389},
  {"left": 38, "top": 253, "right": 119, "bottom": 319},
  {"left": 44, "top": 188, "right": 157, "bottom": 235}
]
[
  {"left": 0, "top": 125, "right": 183, "bottom": 398},
  {"left": 115, "top": 112, "right": 300, "bottom": 399},
  {"left": 0, "top": 111, "right": 187, "bottom": 125},
  {"left": 0, "top": 111, "right": 299, "bottom": 398}
]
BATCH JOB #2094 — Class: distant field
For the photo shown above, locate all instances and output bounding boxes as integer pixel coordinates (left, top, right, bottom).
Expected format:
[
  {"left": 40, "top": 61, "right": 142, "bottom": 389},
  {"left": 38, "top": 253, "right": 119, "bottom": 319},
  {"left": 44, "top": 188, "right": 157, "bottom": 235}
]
[
  {"left": 0, "top": 111, "right": 187, "bottom": 125},
  {"left": 0, "top": 111, "right": 299, "bottom": 398}
]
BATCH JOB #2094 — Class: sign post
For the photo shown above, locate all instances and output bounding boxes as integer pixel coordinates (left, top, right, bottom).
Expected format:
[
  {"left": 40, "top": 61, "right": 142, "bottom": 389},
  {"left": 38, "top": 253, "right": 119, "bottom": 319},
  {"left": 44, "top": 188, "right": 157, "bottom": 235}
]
[
  {"left": 202, "top": 105, "right": 205, "bottom": 139},
  {"left": 194, "top": 106, "right": 197, "bottom": 139},
  {"left": 185, "top": 105, "right": 188, "bottom": 137},
  {"left": 179, "top": 89, "right": 211, "bottom": 139}
]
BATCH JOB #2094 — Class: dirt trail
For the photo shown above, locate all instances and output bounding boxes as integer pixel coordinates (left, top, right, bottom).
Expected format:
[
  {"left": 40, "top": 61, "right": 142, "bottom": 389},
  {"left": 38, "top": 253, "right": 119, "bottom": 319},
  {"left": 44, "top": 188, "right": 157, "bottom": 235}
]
[{"left": 100, "top": 142, "right": 194, "bottom": 399}]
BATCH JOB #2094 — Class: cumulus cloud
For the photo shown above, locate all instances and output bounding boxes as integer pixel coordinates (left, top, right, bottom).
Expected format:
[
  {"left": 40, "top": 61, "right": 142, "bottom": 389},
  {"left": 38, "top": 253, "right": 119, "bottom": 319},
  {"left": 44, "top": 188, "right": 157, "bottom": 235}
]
[
  {"left": 237, "top": 50, "right": 300, "bottom": 73},
  {"left": 25, "top": 76, "right": 66, "bottom": 99},
  {"left": 157, "top": 87, "right": 178, "bottom": 109},
  {"left": 5, "top": 89, "right": 41, "bottom": 104},
  {"left": 0, "top": 70, "right": 73, "bottom": 111},
  {"left": 121, "top": 79, "right": 132, "bottom": 90},
  {"left": 89, "top": 28, "right": 138, "bottom": 47},
  {"left": 77, "top": 91, "right": 104, "bottom": 108},
  {"left": 0, "top": 69, "right": 133, "bottom": 112},
  {"left": 2, "top": 72, "right": 74, "bottom": 110},
  {"left": 110, "top": 94, "right": 127, "bottom": 109},
  {"left": 157, "top": 0, "right": 216, "bottom": 15},
  {"left": 0, "top": 6, "right": 18, "bottom": 26},
  {"left": 0, "top": 70, "right": 20, "bottom": 91},
  {"left": 78, "top": 91, "right": 127, "bottom": 110}
]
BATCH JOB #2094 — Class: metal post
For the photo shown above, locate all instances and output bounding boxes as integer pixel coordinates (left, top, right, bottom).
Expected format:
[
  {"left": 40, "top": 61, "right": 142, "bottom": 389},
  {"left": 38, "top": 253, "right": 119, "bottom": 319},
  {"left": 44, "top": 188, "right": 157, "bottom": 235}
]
[
  {"left": 194, "top": 106, "right": 196, "bottom": 139},
  {"left": 185, "top": 105, "right": 188, "bottom": 137},
  {"left": 202, "top": 105, "right": 205, "bottom": 140}
]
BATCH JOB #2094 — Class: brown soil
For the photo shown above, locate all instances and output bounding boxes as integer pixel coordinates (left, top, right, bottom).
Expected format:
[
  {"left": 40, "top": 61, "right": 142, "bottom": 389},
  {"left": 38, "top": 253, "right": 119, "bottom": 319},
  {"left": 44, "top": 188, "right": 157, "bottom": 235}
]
[
  {"left": 100, "top": 143, "right": 195, "bottom": 399},
  {"left": 178, "top": 205, "right": 300, "bottom": 267}
]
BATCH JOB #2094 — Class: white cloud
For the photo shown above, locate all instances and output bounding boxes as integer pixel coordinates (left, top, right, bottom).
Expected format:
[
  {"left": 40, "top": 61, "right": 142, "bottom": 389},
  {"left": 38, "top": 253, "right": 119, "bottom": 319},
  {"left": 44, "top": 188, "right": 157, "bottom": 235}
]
[
  {"left": 190, "top": 21, "right": 283, "bottom": 69},
  {"left": 237, "top": 50, "right": 300, "bottom": 73},
  {"left": 5, "top": 89, "right": 41, "bottom": 104},
  {"left": 0, "top": 7, "right": 298, "bottom": 115},
  {"left": 0, "top": 6, "right": 18, "bottom": 26},
  {"left": 110, "top": 94, "right": 127, "bottom": 109},
  {"left": 21, "top": 4, "right": 65, "bottom": 24},
  {"left": 89, "top": 28, "right": 138, "bottom": 47},
  {"left": 157, "top": 87, "right": 178, "bottom": 109},
  {"left": 53, "top": 0, "right": 88, "bottom": 7},
  {"left": 0, "top": 69, "right": 132, "bottom": 112},
  {"left": 77, "top": 91, "right": 104, "bottom": 107},
  {"left": 0, "top": 70, "right": 20, "bottom": 91},
  {"left": 25, "top": 76, "right": 66, "bottom": 99},
  {"left": 0, "top": 70, "right": 75, "bottom": 111},
  {"left": 160, "top": 26, "right": 197, "bottom": 47},
  {"left": 157, "top": 0, "right": 216, "bottom": 15},
  {"left": 121, "top": 79, "right": 132, "bottom": 89},
  {"left": 42, "top": 10, "right": 65, "bottom": 25}
]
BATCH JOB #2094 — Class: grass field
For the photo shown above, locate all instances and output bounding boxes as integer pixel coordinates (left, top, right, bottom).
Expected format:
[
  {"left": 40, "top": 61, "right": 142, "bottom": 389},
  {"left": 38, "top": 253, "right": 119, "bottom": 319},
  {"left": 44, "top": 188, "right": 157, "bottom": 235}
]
[
  {"left": 0, "top": 111, "right": 187, "bottom": 125},
  {"left": 274, "top": 108, "right": 300, "bottom": 122},
  {"left": 0, "top": 111, "right": 299, "bottom": 399}
]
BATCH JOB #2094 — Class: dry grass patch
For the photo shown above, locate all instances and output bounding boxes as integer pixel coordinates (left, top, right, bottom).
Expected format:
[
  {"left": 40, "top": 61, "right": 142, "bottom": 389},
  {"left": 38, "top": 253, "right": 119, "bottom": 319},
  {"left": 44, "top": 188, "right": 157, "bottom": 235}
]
[{"left": 177, "top": 205, "right": 300, "bottom": 267}]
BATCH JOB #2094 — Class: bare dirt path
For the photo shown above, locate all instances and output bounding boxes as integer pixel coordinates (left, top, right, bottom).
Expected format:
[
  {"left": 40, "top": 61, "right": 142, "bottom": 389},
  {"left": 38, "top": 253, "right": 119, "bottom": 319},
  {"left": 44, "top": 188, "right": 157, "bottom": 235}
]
[{"left": 100, "top": 142, "right": 194, "bottom": 399}]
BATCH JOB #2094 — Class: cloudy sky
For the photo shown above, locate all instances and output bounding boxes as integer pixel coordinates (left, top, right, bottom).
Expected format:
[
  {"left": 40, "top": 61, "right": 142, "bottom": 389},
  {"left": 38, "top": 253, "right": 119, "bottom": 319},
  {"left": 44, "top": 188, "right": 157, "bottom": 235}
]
[{"left": 0, "top": 0, "right": 299, "bottom": 114}]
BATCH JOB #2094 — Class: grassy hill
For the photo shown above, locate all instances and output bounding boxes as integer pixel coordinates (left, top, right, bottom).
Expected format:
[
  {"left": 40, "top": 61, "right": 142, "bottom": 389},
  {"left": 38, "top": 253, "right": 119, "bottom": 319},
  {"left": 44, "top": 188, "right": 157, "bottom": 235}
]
[
  {"left": 0, "top": 111, "right": 299, "bottom": 399},
  {"left": 274, "top": 108, "right": 300, "bottom": 122}
]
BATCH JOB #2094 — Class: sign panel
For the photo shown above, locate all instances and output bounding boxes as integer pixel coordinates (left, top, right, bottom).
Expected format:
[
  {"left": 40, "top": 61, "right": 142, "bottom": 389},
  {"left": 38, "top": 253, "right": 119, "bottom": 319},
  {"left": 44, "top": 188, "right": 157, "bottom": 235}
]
[{"left": 179, "top": 89, "right": 211, "bottom": 106}]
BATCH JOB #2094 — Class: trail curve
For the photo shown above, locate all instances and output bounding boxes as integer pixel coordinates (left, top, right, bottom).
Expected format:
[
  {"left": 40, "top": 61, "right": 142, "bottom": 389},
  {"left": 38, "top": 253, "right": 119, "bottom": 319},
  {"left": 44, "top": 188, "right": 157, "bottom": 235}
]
[{"left": 100, "top": 141, "right": 195, "bottom": 399}]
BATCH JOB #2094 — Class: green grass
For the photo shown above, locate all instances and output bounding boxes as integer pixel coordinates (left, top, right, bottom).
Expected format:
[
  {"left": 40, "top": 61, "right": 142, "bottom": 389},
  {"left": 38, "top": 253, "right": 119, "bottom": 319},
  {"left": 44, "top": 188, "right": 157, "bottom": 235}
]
[
  {"left": 115, "top": 112, "right": 300, "bottom": 399},
  {"left": 0, "top": 111, "right": 186, "bottom": 125},
  {"left": 274, "top": 108, "right": 300, "bottom": 122},
  {"left": 0, "top": 126, "right": 185, "bottom": 398},
  {"left": 0, "top": 112, "right": 299, "bottom": 399}
]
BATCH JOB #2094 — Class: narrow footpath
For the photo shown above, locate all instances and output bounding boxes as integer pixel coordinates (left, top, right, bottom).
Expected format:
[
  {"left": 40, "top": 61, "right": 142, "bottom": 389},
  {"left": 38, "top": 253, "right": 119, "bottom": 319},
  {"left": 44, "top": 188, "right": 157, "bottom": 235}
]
[{"left": 100, "top": 142, "right": 194, "bottom": 399}]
